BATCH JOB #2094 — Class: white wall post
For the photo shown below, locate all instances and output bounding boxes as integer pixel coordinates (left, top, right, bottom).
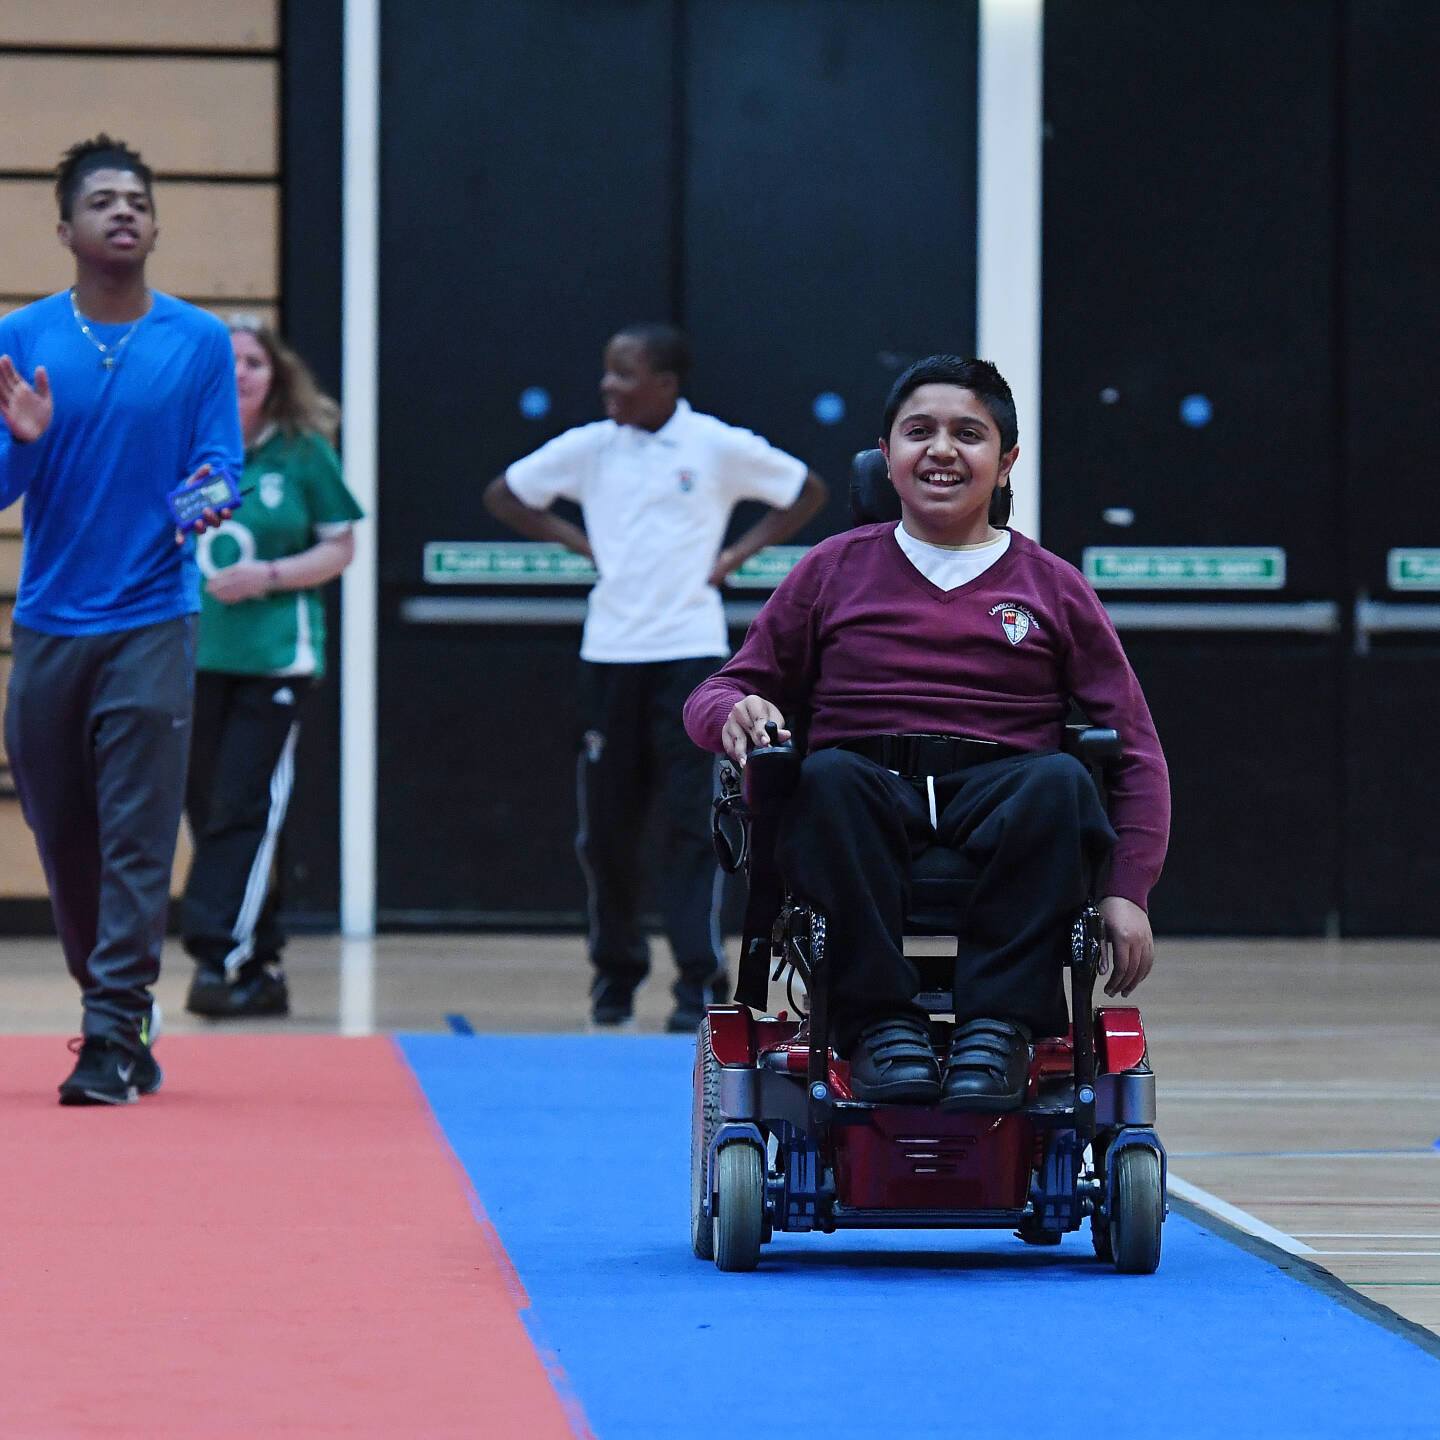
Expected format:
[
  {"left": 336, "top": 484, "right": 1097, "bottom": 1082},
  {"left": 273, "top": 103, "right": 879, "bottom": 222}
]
[
  {"left": 977, "top": 0, "right": 1044, "bottom": 540},
  {"left": 340, "top": 0, "right": 380, "bottom": 937}
]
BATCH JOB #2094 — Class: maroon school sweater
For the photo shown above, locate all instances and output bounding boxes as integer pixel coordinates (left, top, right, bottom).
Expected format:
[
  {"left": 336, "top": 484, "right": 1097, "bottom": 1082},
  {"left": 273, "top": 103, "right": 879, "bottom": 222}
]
[{"left": 684, "top": 525, "right": 1170, "bottom": 909}]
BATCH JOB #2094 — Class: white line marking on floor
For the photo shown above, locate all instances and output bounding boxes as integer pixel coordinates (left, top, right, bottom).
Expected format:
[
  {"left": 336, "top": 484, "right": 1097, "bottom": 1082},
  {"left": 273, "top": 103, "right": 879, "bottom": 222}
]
[
  {"left": 1163, "top": 1086, "right": 1440, "bottom": 1102},
  {"left": 1292, "top": 1234, "right": 1440, "bottom": 1240},
  {"left": 1167, "top": 1174, "right": 1316, "bottom": 1255},
  {"left": 1309, "top": 1250, "right": 1440, "bottom": 1258},
  {"left": 1171, "top": 1150, "right": 1437, "bottom": 1161}
]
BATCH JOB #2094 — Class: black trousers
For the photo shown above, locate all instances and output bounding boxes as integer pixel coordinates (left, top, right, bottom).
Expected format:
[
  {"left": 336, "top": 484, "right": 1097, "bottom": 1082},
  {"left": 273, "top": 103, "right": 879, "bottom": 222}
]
[
  {"left": 180, "top": 672, "right": 312, "bottom": 974},
  {"left": 576, "top": 657, "right": 726, "bottom": 993},
  {"left": 4, "top": 617, "right": 195, "bottom": 1042},
  {"left": 774, "top": 748, "right": 1116, "bottom": 1054}
]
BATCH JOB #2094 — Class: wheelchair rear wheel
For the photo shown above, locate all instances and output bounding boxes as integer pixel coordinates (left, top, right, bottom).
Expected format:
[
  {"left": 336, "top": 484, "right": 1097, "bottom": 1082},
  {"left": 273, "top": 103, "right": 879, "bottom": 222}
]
[
  {"left": 1108, "top": 1146, "right": 1163, "bottom": 1274},
  {"left": 690, "top": 1020, "right": 719, "bottom": 1261},
  {"left": 713, "top": 1142, "right": 765, "bottom": 1272}
]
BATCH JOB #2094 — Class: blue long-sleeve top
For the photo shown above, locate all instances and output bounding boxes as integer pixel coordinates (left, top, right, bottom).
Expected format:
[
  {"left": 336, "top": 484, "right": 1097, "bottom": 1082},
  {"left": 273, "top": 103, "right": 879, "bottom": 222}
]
[{"left": 0, "top": 290, "right": 243, "bottom": 635}]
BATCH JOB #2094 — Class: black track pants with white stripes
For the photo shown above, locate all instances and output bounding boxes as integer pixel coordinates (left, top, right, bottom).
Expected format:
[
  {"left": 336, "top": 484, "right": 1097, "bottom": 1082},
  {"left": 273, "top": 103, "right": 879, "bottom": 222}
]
[
  {"left": 180, "top": 672, "right": 311, "bottom": 975},
  {"left": 575, "top": 657, "right": 726, "bottom": 991}
]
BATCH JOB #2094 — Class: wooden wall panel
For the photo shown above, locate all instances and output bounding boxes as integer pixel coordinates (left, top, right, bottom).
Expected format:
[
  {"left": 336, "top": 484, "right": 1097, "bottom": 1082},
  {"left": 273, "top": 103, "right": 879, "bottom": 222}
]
[
  {"left": 0, "top": 56, "right": 279, "bottom": 175},
  {"left": 0, "top": 0, "right": 277, "bottom": 51},
  {"left": 0, "top": 535, "right": 20, "bottom": 592},
  {"left": 0, "top": 179, "right": 279, "bottom": 299},
  {"left": 0, "top": 0, "right": 295, "bottom": 910}
]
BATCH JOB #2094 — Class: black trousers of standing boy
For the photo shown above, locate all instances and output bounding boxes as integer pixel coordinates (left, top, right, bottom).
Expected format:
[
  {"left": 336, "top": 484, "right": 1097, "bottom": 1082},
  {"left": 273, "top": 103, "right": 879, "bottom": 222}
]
[
  {"left": 576, "top": 657, "right": 726, "bottom": 997},
  {"left": 774, "top": 747, "right": 1117, "bottom": 1055},
  {"left": 4, "top": 617, "right": 195, "bottom": 1045},
  {"left": 180, "top": 672, "right": 312, "bottom": 976}
]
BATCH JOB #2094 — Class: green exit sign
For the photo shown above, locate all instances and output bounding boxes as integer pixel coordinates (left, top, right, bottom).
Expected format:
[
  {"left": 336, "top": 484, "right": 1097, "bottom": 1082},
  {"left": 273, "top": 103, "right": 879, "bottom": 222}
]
[
  {"left": 1083, "top": 546, "right": 1286, "bottom": 590},
  {"left": 423, "top": 542, "right": 597, "bottom": 584},
  {"left": 422, "top": 541, "right": 809, "bottom": 587},
  {"left": 1388, "top": 549, "right": 1440, "bottom": 591}
]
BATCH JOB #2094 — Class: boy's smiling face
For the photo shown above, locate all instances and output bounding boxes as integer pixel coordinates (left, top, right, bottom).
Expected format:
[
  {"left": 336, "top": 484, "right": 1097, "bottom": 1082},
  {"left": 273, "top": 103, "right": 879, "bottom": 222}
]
[
  {"left": 881, "top": 383, "right": 1018, "bottom": 546},
  {"left": 600, "top": 334, "right": 678, "bottom": 432}
]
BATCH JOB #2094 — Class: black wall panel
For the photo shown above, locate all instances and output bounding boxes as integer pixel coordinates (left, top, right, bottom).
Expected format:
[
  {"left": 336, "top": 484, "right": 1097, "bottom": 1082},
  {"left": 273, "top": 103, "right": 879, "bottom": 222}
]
[
  {"left": 376, "top": 0, "right": 677, "bottom": 917},
  {"left": 1338, "top": 5, "right": 1440, "bottom": 934},
  {"left": 1042, "top": 1, "right": 1340, "bottom": 594},
  {"left": 1126, "top": 640, "right": 1341, "bottom": 936},
  {"left": 373, "top": 0, "right": 981, "bottom": 920},
  {"left": 685, "top": 0, "right": 978, "bottom": 534},
  {"left": 1343, "top": 650, "right": 1440, "bottom": 935},
  {"left": 278, "top": 0, "right": 345, "bottom": 924},
  {"left": 377, "top": 623, "right": 586, "bottom": 922},
  {"left": 377, "top": 0, "right": 677, "bottom": 574}
]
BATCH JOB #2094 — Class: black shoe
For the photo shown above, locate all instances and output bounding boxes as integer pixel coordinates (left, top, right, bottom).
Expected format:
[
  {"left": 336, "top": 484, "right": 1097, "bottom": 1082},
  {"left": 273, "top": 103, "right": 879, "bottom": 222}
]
[
  {"left": 187, "top": 960, "right": 290, "bottom": 1019},
  {"left": 58, "top": 1035, "right": 162, "bottom": 1106},
  {"left": 666, "top": 973, "right": 731, "bottom": 1034},
  {"left": 941, "top": 1018, "right": 1030, "bottom": 1113},
  {"left": 229, "top": 961, "right": 290, "bottom": 1017},
  {"left": 590, "top": 976, "right": 636, "bottom": 1027},
  {"left": 185, "top": 964, "right": 229, "bottom": 1017},
  {"left": 847, "top": 1015, "right": 942, "bottom": 1103}
]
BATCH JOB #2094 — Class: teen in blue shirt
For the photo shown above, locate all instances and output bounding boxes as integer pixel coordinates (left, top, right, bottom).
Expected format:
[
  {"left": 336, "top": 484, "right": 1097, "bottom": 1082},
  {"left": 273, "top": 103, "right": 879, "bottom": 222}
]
[{"left": 0, "top": 135, "right": 242, "bottom": 1104}]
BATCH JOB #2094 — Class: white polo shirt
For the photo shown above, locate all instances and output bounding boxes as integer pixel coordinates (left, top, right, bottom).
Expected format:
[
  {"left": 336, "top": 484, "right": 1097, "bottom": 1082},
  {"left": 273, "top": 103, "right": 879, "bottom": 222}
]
[{"left": 505, "top": 399, "right": 808, "bottom": 662}]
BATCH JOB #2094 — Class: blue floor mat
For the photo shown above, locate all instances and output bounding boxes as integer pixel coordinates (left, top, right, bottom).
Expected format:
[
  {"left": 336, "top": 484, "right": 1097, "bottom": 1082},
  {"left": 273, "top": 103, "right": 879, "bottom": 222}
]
[{"left": 400, "top": 1033, "right": 1440, "bottom": 1440}]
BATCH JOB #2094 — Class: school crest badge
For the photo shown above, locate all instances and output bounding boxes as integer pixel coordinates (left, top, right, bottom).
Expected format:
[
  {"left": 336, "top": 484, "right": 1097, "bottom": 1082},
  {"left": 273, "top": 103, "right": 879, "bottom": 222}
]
[
  {"left": 989, "top": 601, "right": 1036, "bottom": 646},
  {"left": 677, "top": 469, "right": 695, "bottom": 492}
]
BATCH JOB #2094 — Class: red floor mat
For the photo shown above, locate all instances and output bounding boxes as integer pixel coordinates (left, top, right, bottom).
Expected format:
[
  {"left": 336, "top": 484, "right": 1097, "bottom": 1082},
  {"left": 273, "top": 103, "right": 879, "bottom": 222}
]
[{"left": 0, "top": 1035, "right": 582, "bottom": 1438}]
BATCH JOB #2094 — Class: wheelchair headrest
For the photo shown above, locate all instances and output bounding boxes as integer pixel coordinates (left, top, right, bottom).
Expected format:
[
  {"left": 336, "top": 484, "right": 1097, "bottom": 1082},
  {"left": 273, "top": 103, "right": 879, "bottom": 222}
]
[
  {"left": 848, "top": 448, "right": 1015, "bottom": 529},
  {"left": 850, "top": 448, "right": 901, "bottom": 526}
]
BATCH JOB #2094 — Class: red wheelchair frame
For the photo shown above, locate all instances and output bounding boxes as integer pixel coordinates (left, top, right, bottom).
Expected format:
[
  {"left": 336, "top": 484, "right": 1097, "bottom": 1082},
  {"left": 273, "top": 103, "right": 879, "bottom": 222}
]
[{"left": 689, "top": 732, "right": 1166, "bottom": 1273}]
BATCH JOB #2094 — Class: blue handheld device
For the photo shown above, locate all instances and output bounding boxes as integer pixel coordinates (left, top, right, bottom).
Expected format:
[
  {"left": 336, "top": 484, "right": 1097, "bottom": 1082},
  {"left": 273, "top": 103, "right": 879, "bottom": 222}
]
[{"left": 167, "top": 469, "right": 244, "bottom": 529}]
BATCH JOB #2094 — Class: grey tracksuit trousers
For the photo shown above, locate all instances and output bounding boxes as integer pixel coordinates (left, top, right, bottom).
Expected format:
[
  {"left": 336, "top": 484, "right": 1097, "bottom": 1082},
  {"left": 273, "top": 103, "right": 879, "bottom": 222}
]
[{"left": 4, "top": 616, "right": 195, "bottom": 1043}]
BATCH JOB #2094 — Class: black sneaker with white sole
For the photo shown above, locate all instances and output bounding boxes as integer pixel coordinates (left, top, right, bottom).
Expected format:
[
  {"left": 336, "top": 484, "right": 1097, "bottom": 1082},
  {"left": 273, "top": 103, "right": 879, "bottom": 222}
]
[
  {"left": 590, "top": 976, "right": 636, "bottom": 1027},
  {"left": 58, "top": 1035, "right": 163, "bottom": 1106}
]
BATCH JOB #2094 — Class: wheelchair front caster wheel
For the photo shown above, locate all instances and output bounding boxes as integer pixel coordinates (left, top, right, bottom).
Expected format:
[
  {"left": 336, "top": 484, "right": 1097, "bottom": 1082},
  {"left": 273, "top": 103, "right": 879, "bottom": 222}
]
[
  {"left": 712, "top": 1142, "right": 765, "bottom": 1272},
  {"left": 1017, "top": 1217, "right": 1063, "bottom": 1246},
  {"left": 1107, "top": 1147, "right": 1163, "bottom": 1274}
]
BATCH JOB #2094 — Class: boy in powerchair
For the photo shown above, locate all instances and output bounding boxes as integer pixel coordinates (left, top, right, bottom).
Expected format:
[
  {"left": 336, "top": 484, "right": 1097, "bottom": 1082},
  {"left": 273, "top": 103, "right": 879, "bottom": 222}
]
[{"left": 684, "top": 356, "right": 1170, "bottom": 1109}]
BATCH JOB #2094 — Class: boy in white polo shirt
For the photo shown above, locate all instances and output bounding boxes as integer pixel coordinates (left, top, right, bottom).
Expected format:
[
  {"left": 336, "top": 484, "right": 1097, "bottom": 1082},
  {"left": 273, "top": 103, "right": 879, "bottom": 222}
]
[{"left": 485, "top": 323, "right": 827, "bottom": 1031}]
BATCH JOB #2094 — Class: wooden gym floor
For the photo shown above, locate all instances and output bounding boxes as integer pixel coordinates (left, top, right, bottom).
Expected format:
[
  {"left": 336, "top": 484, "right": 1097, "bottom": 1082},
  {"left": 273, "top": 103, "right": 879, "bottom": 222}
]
[{"left": 3, "top": 931, "right": 1438, "bottom": 1338}]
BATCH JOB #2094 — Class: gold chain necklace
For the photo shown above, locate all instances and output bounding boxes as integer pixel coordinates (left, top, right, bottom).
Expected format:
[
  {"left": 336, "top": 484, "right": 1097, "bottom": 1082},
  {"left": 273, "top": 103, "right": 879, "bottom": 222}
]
[{"left": 69, "top": 289, "right": 149, "bottom": 371}]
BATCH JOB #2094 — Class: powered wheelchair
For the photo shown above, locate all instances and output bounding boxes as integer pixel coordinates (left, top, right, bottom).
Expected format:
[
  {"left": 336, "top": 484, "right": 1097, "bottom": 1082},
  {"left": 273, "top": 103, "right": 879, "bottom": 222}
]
[{"left": 688, "top": 450, "right": 1166, "bottom": 1273}]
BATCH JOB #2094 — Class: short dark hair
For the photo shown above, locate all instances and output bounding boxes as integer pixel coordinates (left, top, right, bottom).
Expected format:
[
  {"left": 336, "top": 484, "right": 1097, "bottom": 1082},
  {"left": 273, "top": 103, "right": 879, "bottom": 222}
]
[
  {"left": 616, "top": 323, "right": 693, "bottom": 389},
  {"left": 881, "top": 355, "right": 1018, "bottom": 454},
  {"left": 56, "top": 135, "right": 154, "bottom": 221}
]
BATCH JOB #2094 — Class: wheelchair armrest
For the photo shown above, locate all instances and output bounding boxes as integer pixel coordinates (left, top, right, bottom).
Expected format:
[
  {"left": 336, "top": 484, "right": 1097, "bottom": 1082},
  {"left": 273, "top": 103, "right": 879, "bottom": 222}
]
[{"left": 1063, "top": 724, "right": 1122, "bottom": 767}]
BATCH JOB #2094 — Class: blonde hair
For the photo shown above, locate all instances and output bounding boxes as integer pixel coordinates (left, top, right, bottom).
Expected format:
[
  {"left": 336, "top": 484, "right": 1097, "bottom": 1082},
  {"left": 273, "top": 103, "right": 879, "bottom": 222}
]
[{"left": 228, "top": 314, "right": 340, "bottom": 445}]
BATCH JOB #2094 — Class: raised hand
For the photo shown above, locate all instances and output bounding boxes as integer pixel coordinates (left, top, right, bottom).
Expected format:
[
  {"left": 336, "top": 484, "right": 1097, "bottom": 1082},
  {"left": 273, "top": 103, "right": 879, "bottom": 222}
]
[{"left": 0, "top": 357, "right": 54, "bottom": 444}]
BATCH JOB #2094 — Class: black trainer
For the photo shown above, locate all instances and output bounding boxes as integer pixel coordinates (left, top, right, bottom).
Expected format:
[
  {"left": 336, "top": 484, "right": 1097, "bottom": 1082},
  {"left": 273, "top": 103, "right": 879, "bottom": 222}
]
[
  {"left": 666, "top": 973, "right": 731, "bottom": 1034},
  {"left": 58, "top": 1035, "right": 162, "bottom": 1106},
  {"left": 941, "top": 1017, "right": 1030, "bottom": 1112},
  {"left": 185, "top": 964, "right": 229, "bottom": 1016},
  {"left": 590, "top": 976, "right": 636, "bottom": 1027},
  {"left": 188, "top": 959, "right": 290, "bottom": 1019},
  {"left": 847, "top": 1015, "right": 942, "bottom": 1103}
]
